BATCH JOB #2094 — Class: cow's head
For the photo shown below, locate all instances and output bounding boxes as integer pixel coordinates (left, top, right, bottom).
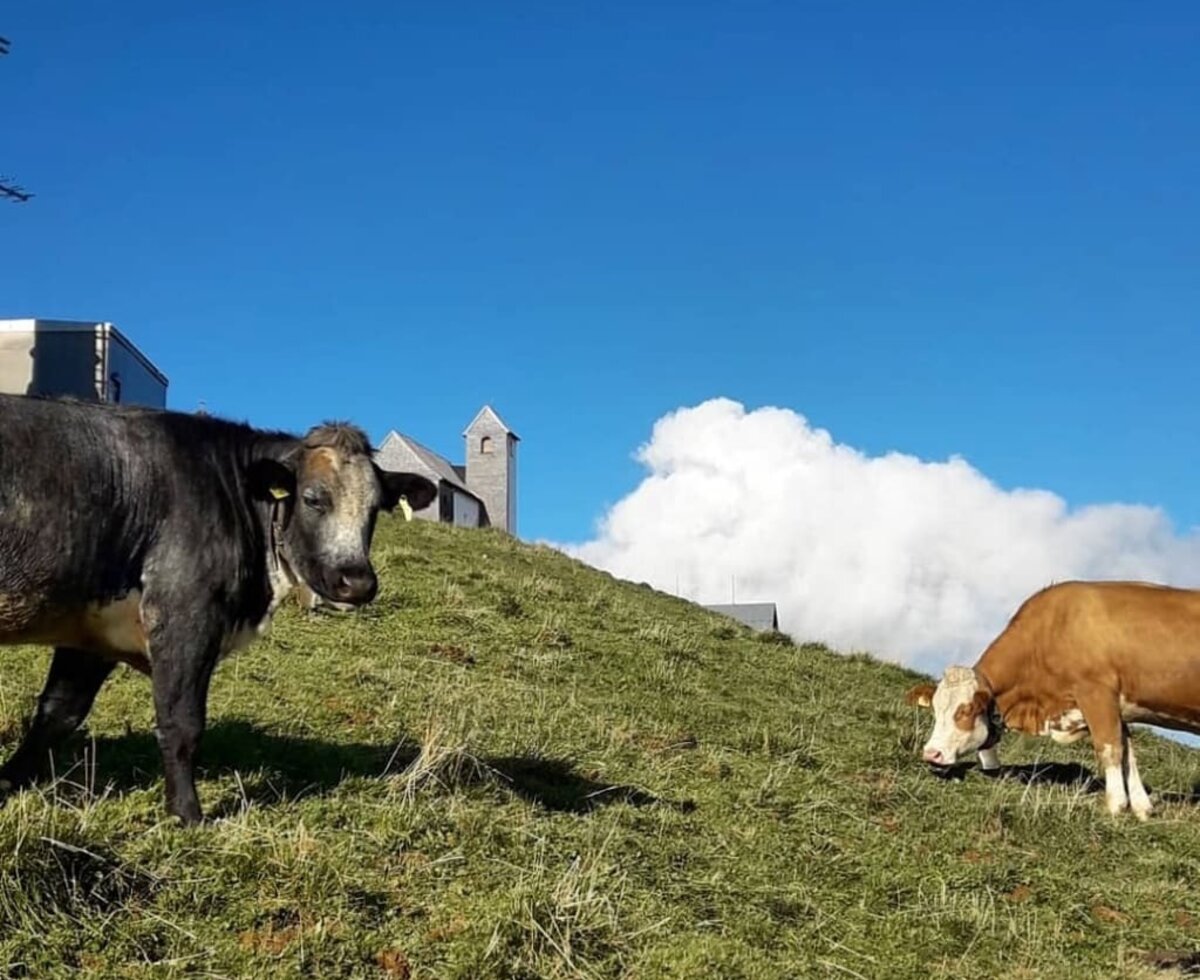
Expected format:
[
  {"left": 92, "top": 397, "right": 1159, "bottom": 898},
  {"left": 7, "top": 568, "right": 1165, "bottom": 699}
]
[
  {"left": 906, "top": 666, "right": 999, "bottom": 767},
  {"left": 251, "top": 423, "right": 436, "bottom": 608}
]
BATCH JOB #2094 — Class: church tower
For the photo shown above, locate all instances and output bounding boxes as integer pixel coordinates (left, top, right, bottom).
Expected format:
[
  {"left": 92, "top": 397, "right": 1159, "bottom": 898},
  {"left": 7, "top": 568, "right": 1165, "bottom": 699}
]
[{"left": 464, "top": 405, "right": 518, "bottom": 534}]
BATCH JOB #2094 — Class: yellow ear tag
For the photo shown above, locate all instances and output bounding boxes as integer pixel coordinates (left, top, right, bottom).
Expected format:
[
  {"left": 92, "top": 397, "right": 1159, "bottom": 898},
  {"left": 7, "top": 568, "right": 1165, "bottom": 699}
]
[
  {"left": 269, "top": 486, "right": 290, "bottom": 501},
  {"left": 399, "top": 496, "right": 414, "bottom": 522}
]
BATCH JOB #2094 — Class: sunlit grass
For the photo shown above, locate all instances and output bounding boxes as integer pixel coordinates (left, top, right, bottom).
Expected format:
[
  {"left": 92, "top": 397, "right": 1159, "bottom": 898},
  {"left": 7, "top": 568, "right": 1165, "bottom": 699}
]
[{"left": 1, "top": 519, "right": 1198, "bottom": 977}]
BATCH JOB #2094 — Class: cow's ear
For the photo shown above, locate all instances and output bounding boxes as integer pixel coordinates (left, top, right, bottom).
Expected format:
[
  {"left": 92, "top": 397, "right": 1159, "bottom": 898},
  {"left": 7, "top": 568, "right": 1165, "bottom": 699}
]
[
  {"left": 247, "top": 458, "right": 297, "bottom": 503},
  {"left": 375, "top": 467, "right": 437, "bottom": 514},
  {"left": 905, "top": 683, "right": 936, "bottom": 709},
  {"left": 971, "top": 689, "right": 992, "bottom": 716}
]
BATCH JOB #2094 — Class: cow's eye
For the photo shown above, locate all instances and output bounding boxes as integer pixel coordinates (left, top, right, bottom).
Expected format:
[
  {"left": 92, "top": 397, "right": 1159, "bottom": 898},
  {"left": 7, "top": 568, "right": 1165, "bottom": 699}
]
[{"left": 302, "top": 488, "right": 330, "bottom": 512}]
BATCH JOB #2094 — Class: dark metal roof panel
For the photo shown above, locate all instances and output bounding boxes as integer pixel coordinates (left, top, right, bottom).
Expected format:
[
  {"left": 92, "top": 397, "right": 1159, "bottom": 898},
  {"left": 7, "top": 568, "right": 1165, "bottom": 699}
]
[{"left": 703, "top": 603, "right": 780, "bottom": 632}]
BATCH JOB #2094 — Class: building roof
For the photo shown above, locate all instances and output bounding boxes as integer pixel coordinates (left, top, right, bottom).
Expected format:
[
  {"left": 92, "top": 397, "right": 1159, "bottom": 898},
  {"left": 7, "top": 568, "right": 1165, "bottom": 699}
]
[
  {"left": 703, "top": 603, "right": 780, "bottom": 632},
  {"left": 463, "top": 404, "right": 520, "bottom": 441},
  {"left": 0, "top": 318, "right": 169, "bottom": 386},
  {"left": 377, "top": 430, "right": 480, "bottom": 500}
]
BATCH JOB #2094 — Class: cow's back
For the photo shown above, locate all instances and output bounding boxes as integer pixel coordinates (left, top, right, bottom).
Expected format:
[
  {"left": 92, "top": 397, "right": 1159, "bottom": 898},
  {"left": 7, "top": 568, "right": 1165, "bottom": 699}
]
[
  {"left": 1072, "top": 582, "right": 1200, "bottom": 725},
  {"left": 984, "top": 581, "right": 1200, "bottom": 731},
  {"left": 0, "top": 396, "right": 178, "bottom": 631}
]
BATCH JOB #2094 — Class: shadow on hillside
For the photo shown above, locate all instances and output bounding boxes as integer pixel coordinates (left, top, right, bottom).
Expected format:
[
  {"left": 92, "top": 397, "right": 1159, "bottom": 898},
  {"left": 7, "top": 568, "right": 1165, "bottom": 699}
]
[
  {"left": 487, "top": 755, "right": 682, "bottom": 814},
  {"left": 992, "top": 761, "right": 1102, "bottom": 791},
  {"left": 20, "top": 720, "right": 678, "bottom": 817},
  {"left": 1141, "top": 949, "right": 1200, "bottom": 975},
  {"left": 926, "top": 760, "right": 1200, "bottom": 813},
  {"left": 1153, "top": 784, "right": 1200, "bottom": 806},
  {"left": 926, "top": 760, "right": 1101, "bottom": 792}
]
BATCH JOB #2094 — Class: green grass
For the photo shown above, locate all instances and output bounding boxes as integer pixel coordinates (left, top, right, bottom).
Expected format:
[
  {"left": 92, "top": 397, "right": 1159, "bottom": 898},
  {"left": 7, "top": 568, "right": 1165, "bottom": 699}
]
[{"left": 3, "top": 519, "right": 1200, "bottom": 978}]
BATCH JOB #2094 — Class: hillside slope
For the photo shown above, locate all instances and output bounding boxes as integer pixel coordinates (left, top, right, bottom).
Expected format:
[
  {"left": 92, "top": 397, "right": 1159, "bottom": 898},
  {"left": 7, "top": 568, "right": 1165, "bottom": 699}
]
[{"left": 3, "top": 519, "right": 1200, "bottom": 978}]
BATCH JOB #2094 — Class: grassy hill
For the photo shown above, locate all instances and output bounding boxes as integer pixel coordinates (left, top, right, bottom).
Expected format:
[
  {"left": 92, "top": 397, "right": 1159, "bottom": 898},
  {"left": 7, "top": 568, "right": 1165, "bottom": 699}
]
[{"left": 3, "top": 519, "right": 1200, "bottom": 978}]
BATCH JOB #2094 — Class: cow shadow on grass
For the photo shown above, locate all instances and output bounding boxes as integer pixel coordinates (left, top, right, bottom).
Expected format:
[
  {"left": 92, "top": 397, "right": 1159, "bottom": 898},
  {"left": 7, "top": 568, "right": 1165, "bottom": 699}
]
[
  {"left": 929, "top": 760, "right": 1102, "bottom": 792},
  {"left": 1153, "top": 785, "right": 1200, "bottom": 807},
  {"left": 1140, "top": 949, "right": 1200, "bottom": 975},
  {"left": 992, "top": 761, "right": 1103, "bottom": 792},
  {"left": 932, "top": 761, "right": 1200, "bottom": 809},
  {"left": 26, "top": 720, "right": 676, "bottom": 817},
  {"left": 988, "top": 763, "right": 1200, "bottom": 804}
]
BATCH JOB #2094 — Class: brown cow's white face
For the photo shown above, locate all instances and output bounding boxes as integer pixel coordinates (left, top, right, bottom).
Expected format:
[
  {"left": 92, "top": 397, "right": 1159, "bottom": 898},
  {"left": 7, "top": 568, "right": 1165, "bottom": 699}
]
[
  {"left": 908, "top": 666, "right": 993, "bottom": 767},
  {"left": 253, "top": 424, "right": 436, "bottom": 609}
]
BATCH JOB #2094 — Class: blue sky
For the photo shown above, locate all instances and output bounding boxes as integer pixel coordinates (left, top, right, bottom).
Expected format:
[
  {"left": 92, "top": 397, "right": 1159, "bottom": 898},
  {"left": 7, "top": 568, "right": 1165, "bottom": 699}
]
[{"left": 3, "top": 2, "right": 1198, "bottom": 544}]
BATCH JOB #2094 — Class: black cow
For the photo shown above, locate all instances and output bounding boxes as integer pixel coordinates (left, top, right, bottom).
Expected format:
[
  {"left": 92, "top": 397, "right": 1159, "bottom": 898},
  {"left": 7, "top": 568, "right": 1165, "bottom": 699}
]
[{"left": 0, "top": 394, "right": 436, "bottom": 823}]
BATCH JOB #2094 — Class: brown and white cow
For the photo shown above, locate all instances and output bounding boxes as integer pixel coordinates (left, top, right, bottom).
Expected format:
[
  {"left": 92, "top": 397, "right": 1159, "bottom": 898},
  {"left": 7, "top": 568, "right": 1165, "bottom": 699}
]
[{"left": 908, "top": 580, "right": 1200, "bottom": 820}]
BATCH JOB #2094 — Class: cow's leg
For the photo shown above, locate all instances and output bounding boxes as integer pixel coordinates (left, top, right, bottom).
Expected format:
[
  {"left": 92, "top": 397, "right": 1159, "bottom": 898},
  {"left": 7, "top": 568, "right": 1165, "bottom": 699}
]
[
  {"left": 149, "top": 640, "right": 219, "bottom": 825},
  {"left": 142, "top": 593, "right": 224, "bottom": 826},
  {"left": 1077, "top": 688, "right": 1127, "bottom": 816},
  {"left": 1122, "top": 724, "right": 1153, "bottom": 821},
  {"left": 0, "top": 648, "right": 115, "bottom": 794}
]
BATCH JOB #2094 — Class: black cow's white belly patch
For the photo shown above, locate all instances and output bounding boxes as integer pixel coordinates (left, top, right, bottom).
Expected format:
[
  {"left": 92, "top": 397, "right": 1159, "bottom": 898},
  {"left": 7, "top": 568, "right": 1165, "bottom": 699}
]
[
  {"left": 85, "top": 591, "right": 148, "bottom": 655},
  {"left": 1, "top": 590, "right": 155, "bottom": 673}
]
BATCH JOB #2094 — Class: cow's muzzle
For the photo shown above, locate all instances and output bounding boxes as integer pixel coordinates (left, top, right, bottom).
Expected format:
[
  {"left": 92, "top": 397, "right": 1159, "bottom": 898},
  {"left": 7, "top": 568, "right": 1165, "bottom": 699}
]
[
  {"left": 321, "top": 564, "right": 379, "bottom": 606},
  {"left": 923, "top": 747, "right": 951, "bottom": 766}
]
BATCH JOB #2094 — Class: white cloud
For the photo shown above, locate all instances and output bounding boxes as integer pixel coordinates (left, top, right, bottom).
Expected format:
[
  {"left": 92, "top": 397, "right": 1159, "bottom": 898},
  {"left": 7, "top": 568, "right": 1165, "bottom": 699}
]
[{"left": 563, "top": 398, "right": 1200, "bottom": 673}]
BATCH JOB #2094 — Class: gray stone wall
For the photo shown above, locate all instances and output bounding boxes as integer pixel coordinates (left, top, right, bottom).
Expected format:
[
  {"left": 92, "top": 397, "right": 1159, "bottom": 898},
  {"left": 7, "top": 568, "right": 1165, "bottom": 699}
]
[{"left": 374, "top": 434, "right": 441, "bottom": 520}]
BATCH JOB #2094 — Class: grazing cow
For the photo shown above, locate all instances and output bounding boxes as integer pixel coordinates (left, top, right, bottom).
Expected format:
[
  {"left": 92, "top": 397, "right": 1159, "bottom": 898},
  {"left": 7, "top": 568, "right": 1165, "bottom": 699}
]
[
  {"left": 908, "top": 580, "right": 1200, "bottom": 820},
  {"left": 0, "top": 394, "right": 436, "bottom": 823}
]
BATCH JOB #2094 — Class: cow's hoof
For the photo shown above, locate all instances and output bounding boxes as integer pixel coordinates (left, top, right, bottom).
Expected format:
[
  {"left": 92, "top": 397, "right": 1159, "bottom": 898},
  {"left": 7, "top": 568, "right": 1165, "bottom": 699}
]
[
  {"left": 0, "top": 775, "right": 26, "bottom": 799},
  {"left": 168, "top": 800, "right": 204, "bottom": 826}
]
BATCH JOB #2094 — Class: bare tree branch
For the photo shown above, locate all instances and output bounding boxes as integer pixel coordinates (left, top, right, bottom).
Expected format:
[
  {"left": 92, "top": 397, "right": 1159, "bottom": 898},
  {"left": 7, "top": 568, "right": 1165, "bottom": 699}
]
[
  {"left": 0, "top": 180, "right": 33, "bottom": 202},
  {"left": 1, "top": 33, "right": 33, "bottom": 201}
]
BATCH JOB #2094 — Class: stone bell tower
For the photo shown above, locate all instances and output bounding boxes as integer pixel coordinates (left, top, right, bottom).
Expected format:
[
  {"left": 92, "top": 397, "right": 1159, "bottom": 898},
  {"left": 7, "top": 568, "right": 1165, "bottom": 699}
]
[{"left": 464, "top": 405, "right": 518, "bottom": 534}]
